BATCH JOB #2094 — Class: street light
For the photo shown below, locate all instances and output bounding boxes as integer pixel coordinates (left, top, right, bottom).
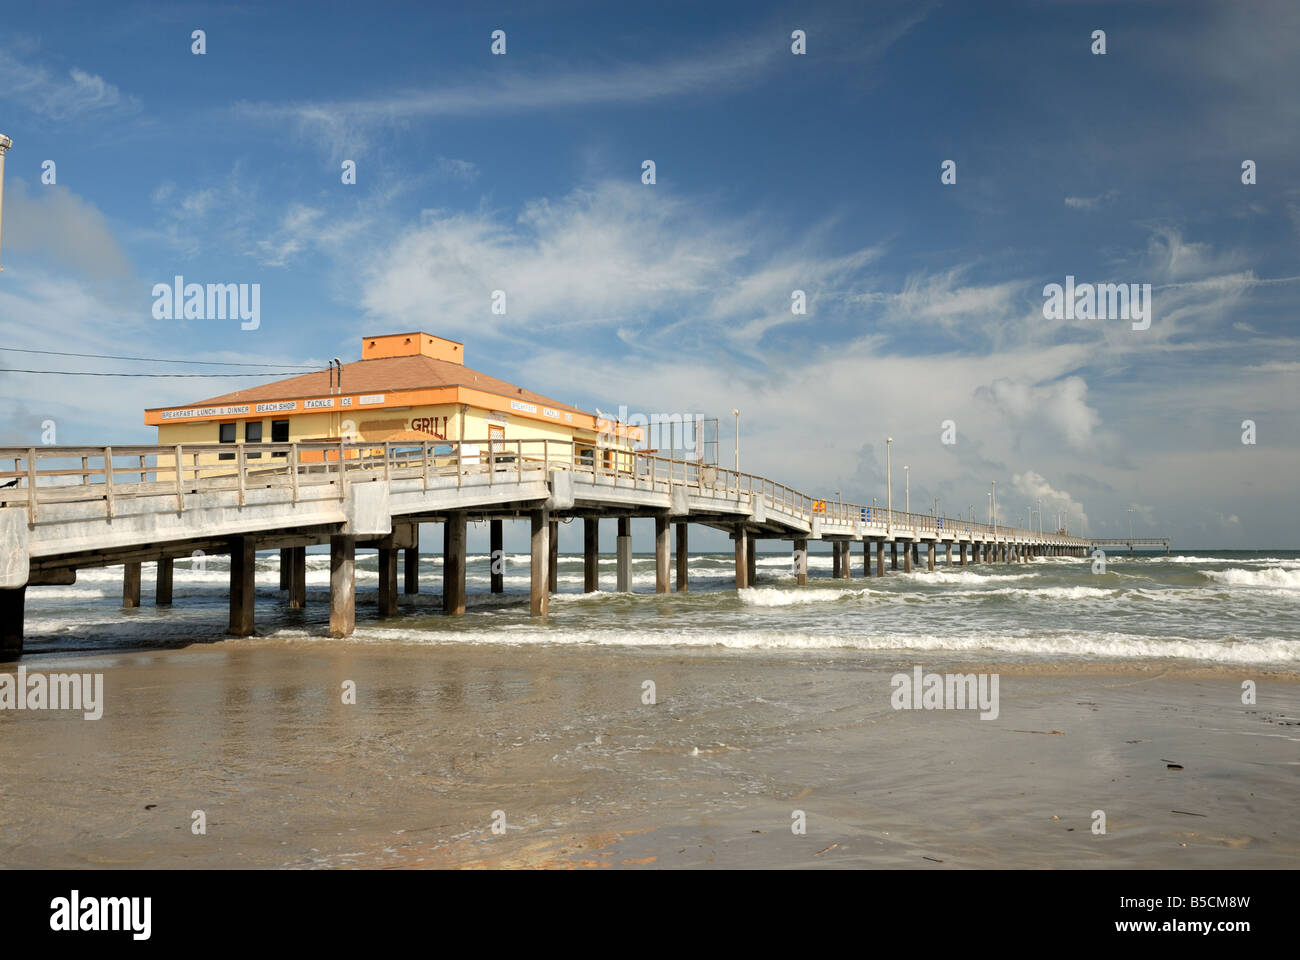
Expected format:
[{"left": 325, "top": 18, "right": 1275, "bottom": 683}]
[
  {"left": 991, "top": 481, "right": 997, "bottom": 536},
  {"left": 1037, "top": 498, "right": 1042, "bottom": 535},
  {"left": 1128, "top": 507, "right": 1134, "bottom": 541},
  {"left": 904, "top": 466, "right": 910, "bottom": 520},
  {"left": 0, "top": 132, "right": 12, "bottom": 272},
  {"left": 886, "top": 437, "right": 893, "bottom": 533},
  {"left": 731, "top": 408, "right": 740, "bottom": 474}
]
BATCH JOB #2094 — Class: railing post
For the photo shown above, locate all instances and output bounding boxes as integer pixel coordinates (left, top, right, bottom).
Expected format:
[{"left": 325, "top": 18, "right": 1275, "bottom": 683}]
[
  {"left": 289, "top": 443, "right": 299, "bottom": 502},
  {"left": 81, "top": 455, "right": 88, "bottom": 485},
  {"left": 383, "top": 441, "right": 391, "bottom": 483},
  {"left": 516, "top": 440, "right": 522, "bottom": 483},
  {"left": 338, "top": 440, "right": 346, "bottom": 500},
  {"left": 104, "top": 446, "right": 115, "bottom": 519},
  {"left": 236, "top": 445, "right": 246, "bottom": 506},
  {"left": 25, "top": 447, "right": 37, "bottom": 524},
  {"left": 174, "top": 444, "right": 184, "bottom": 511},
  {"left": 422, "top": 442, "right": 430, "bottom": 490}
]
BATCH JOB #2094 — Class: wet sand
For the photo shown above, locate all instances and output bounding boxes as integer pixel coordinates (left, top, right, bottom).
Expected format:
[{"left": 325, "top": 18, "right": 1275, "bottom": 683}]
[{"left": 1, "top": 640, "right": 1297, "bottom": 869}]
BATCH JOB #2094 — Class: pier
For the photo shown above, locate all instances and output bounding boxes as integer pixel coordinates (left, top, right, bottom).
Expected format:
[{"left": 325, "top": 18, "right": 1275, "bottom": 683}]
[
  {"left": 1087, "top": 537, "right": 1171, "bottom": 555},
  {"left": 0, "top": 440, "right": 1094, "bottom": 657}
]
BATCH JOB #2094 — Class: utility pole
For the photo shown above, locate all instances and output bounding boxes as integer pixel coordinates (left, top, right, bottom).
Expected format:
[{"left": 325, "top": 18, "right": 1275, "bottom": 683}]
[{"left": 731, "top": 408, "right": 740, "bottom": 473}]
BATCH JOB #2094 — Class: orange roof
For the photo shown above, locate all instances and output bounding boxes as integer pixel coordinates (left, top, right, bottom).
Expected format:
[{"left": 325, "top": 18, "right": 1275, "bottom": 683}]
[{"left": 180, "top": 354, "right": 589, "bottom": 418}]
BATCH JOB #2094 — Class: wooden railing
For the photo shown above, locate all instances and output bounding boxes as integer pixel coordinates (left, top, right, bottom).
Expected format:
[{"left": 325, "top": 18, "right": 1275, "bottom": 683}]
[{"left": 0, "top": 441, "right": 1085, "bottom": 544}]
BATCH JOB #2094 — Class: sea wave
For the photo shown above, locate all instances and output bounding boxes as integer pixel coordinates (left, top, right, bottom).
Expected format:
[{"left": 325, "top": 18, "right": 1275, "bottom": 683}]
[
  {"left": 1202, "top": 568, "right": 1300, "bottom": 589},
  {"left": 308, "top": 625, "right": 1300, "bottom": 665}
]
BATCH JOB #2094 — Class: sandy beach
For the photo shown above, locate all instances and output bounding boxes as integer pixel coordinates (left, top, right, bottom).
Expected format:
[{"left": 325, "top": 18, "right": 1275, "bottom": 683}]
[{"left": 2, "top": 640, "right": 1296, "bottom": 869}]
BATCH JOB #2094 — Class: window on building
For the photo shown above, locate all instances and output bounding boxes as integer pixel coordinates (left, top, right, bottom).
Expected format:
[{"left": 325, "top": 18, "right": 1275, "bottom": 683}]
[
  {"left": 245, "top": 421, "right": 263, "bottom": 459},
  {"left": 219, "top": 422, "right": 236, "bottom": 460},
  {"left": 271, "top": 419, "right": 289, "bottom": 457}
]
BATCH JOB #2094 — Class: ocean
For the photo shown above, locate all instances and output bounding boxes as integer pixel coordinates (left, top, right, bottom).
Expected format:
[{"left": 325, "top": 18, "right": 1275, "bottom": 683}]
[{"left": 20, "top": 548, "right": 1300, "bottom": 667}]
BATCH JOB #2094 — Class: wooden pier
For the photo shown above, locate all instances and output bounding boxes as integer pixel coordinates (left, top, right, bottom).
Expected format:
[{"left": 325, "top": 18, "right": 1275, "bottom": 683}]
[{"left": 0, "top": 440, "right": 1094, "bottom": 657}]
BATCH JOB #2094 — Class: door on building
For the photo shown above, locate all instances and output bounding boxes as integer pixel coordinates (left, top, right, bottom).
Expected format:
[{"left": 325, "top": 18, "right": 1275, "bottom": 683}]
[{"left": 488, "top": 424, "right": 507, "bottom": 467}]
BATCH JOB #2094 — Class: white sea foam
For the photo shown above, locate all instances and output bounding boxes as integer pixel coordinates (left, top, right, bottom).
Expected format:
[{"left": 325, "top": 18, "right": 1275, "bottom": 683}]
[
  {"left": 1202, "top": 567, "right": 1300, "bottom": 589},
  {"left": 317, "top": 625, "right": 1300, "bottom": 665},
  {"left": 739, "top": 586, "right": 878, "bottom": 606}
]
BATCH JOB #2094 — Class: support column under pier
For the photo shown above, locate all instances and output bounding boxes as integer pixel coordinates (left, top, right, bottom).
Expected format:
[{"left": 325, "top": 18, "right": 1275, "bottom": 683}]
[
  {"left": 329, "top": 535, "right": 356, "bottom": 638},
  {"left": 491, "top": 519, "right": 504, "bottom": 594},
  {"left": 912, "top": 542, "right": 920, "bottom": 567},
  {"left": 945, "top": 542, "right": 952, "bottom": 567},
  {"left": 734, "top": 525, "right": 749, "bottom": 589},
  {"left": 548, "top": 519, "right": 559, "bottom": 594},
  {"left": 156, "top": 557, "right": 173, "bottom": 605},
  {"left": 377, "top": 545, "right": 398, "bottom": 618},
  {"left": 747, "top": 533, "right": 757, "bottom": 585},
  {"left": 675, "top": 522, "right": 689, "bottom": 592},
  {"left": 904, "top": 542, "right": 913, "bottom": 573},
  {"left": 616, "top": 517, "right": 632, "bottom": 592},
  {"left": 444, "top": 512, "right": 467, "bottom": 616},
  {"left": 404, "top": 525, "right": 419, "bottom": 594},
  {"left": 289, "top": 546, "right": 306, "bottom": 608},
  {"left": 229, "top": 537, "right": 255, "bottom": 636},
  {"left": 831, "top": 541, "right": 841, "bottom": 579},
  {"left": 794, "top": 538, "right": 808, "bottom": 586},
  {"left": 531, "top": 510, "right": 550, "bottom": 617},
  {"left": 875, "top": 539, "right": 885, "bottom": 576},
  {"left": 891, "top": 541, "right": 899, "bottom": 570},
  {"left": 655, "top": 515, "right": 670, "bottom": 594},
  {"left": 279, "top": 548, "right": 292, "bottom": 590},
  {"left": 123, "top": 561, "right": 141, "bottom": 609},
  {"left": 927, "top": 542, "right": 936, "bottom": 571},
  {"left": 1, "top": 587, "right": 25, "bottom": 659},
  {"left": 584, "top": 518, "right": 599, "bottom": 593}
]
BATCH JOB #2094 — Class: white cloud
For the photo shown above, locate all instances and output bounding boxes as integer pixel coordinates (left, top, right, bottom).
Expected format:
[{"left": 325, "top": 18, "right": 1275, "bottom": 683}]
[
  {"left": 1012, "top": 471, "right": 1089, "bottom": 533},
  {"left": 978, "top": 376, "right": 1101, "bottom": 450},
  {"left": 0, "top": 46, "right": 135, "bottom": 119}
]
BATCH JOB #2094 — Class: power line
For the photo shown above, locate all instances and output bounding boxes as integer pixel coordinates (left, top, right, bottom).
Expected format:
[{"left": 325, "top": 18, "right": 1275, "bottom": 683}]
[
  {"left": 0, "top": 347, "right": 319, "bottom": 369},
  {"left": 0, "top": 368, "right": 308, "bottom": 378}
]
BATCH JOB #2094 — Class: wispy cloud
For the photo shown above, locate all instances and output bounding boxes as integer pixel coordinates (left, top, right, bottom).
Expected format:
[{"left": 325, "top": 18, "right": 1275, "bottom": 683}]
[{"left": 0, "top": 43, "right": 136, "bottom": 119}]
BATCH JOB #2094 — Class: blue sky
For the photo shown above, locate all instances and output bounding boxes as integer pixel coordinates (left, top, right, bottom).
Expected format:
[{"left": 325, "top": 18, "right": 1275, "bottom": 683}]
[{"left": 1, "top": 0, "right": 1297, "bottom": 549}]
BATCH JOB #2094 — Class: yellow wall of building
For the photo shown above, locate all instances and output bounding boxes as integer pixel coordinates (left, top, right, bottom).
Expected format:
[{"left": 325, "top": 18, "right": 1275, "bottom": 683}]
[{"left": 152, "top": 401, "right": 633, "bottom": 480}]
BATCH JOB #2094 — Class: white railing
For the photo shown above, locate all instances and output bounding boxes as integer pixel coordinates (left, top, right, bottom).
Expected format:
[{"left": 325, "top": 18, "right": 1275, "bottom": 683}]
[{"left": 0, "top": 441, "right": 1086, "bottom": 544}]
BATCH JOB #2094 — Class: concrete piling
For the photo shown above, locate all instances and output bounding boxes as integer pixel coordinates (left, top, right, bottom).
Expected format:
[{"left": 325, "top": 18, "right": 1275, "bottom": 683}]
[
  {"left": 123, "top": 561, "right": 141, "bottom": 608},
  {"left": 377, "top": 545, "right": 398, "bottom": 618},
  {"left": 734, "top": 525, "right": 749, "bottom": 589},
  {"left": 927, "top": 541, "right": 936, "bottom": 571},
  {"left": 795, "top": 538, "right": 808, "bottom": 586},
  {"left": 675, "top": 522, "right": 689, "bottom": 592},
  {"left": 404, "top": 525, "right": 419, "bottom": 594},
  {"left": 443, "top": 511, "right": 467, "bottom": 616},
  {"left": 655, "top": 514, "right": 670, "bottom": 594},
  {"left": 876, "top": 539, "right": 885, "bottom": 576},
  {"left": 329, "top": 535, "right": 355, "bottom": 638},
  {"left": 491, "top": 519, "right": 505, "bottom": 594},
  {"left": 289, "top": 546, "right": 306, "bottom": 608},
  {"left": 548, "top": 519, "right": 559, "bottom": 594},
  {"left": 616, "top": 517, "right": 632, "bottom": 592},
  {"left": 891, "top": 541, "right": 899, "bottom": 570},
  {"left": 904, "top": 541, "right": 912, "bottom": 573},
  {"left": 155, "top": 557, "right": 173, "bottom": 605},
  {"left": 228, "top": 537, "right": 255, "bottom": 636},
  {"left": 747, "top": 533, "right": 757, "bottom": 585},
  {"left": 1, "top": 587, "right": 24, "bottom": 659},
  {"left": 279, "top": 548, "right": 292, "bottom": 590},
  {"left": 584, "top": 518, "right": 599, "bottom": 592},
  {"left": 531, "top": 511, "right": 550, "bottom": 616}
]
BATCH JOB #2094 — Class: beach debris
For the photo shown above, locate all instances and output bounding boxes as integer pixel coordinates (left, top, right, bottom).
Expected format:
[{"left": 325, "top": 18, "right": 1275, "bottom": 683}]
[
  {"left": 922, "top": 855, "right": 943, "bottom": 863},
  {"left": 1051, "top": 815, "right": 1060, "bottom": 821},
  {"left": 690, "top": 747, "right": 700, "bottom": 756},
  {"left": 1171, "top": 810, "right": 1207, "bottom": 817},
  {"left": 1011, "top": 729, "right": 1065, "bottom": 735},
  {"left": 813, "top": 843, "right": 839, "bottom": 856},
  {"left": 1161, "top": 759, "right": 1184, "bottom": 769},
  {"left": 144, "top": 804, "right": 156, "bottom": 811}
]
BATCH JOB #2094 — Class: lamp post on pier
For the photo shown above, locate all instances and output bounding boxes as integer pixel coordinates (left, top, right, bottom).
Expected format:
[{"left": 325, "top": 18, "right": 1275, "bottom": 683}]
[{"left": 886, "top": 437, "right": 893, "bottom": 534}]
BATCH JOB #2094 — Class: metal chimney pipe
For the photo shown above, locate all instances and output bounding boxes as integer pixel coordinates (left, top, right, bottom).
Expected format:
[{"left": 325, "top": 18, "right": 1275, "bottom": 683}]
[{"left": 0, "top": 133, "right": 12, "bottom": 272}]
